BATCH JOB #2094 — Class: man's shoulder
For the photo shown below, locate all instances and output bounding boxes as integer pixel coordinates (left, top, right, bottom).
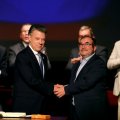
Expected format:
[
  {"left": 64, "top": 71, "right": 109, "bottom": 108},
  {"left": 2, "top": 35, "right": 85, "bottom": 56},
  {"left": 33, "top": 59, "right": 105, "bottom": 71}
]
[
  {"left": 16, "top": 47, "right": 29, "bottom": 58},
  {"left": 90, "top": 54, "right": 105, "bottom": 64},
  {"left": 96, "top": 45, "right": 107, "bottom": 50},
  {"left": 0, "top": 45, "right": 6, "bottom": 51},
  {"left": 9, "top": 42, "right": 23, "bottom": 50}
]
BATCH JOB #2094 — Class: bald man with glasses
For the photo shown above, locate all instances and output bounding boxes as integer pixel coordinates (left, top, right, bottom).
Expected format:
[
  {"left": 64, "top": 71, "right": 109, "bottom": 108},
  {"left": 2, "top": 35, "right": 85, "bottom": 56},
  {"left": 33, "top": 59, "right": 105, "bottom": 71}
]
[{"left": 54, "top": 36, "right": 109, "bottom": 120}]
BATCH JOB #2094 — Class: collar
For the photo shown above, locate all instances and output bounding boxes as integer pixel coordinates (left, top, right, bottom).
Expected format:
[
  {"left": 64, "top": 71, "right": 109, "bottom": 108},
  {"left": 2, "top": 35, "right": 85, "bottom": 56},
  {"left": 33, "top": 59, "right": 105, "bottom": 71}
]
[
  {"left": 22, "top": 41, "right": 28, "bottom": 48},
  {"left": 29, "top": 45, "right": 39, "bottom": 55},
  {"left": 82, "top": 53, "right": 95, "bottom": 62}
]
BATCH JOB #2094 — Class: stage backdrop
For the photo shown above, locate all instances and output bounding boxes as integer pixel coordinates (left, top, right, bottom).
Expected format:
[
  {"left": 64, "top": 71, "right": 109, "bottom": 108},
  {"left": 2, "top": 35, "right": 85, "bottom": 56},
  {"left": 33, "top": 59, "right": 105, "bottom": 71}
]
[
  {"left": 0, "top": 0, "right": 109, "bottom": 23},
  {"left": 0, "top": 0, "right": 119, "bottom": 61}
]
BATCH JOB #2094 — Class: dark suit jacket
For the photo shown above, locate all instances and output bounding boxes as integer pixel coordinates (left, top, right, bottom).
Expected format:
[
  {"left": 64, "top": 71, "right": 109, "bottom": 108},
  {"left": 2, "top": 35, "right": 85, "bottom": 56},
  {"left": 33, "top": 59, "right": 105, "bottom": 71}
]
[
  {"left": 8, "top": 42, "right": 51, "bottom": 85},
  {"left": 8, "top": 41, "right": 25, "bottom": 68},
  {"left": 13, "top": 46, "right": 54, "bottom": 114},
  {"left": 0, "top": 45, "right": 7, "bottom": 85},
  {"left": 66, "top": 45, "right": 108, "bottom": 70},
  {"left": 65, "top": 54, "right": 108, "bottom": 120},
  {"left": 7, "top": 42, "right": 25, "bottom": 85}
]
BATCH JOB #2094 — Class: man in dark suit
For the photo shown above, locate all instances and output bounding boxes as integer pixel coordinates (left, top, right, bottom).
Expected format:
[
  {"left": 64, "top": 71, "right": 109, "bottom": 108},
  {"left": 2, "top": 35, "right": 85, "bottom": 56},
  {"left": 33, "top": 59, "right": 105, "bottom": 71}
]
[
  {"left": 8, "top": 24, "right": 51, "bottom": 85},
  {"left": 0, "top": 45, "right": 7, "bottom": 83},
  {"left": 66, "top": 25, "right": 108, "bottom": 70},
  {"left": 0, "top": 45, "right": 7, "bottom": 110},
  {"left": 12, "top": 24, "right": 54, "bottom": 115},
  {"left": 54, "top": 36, "right": 108, "bottom": 120}
]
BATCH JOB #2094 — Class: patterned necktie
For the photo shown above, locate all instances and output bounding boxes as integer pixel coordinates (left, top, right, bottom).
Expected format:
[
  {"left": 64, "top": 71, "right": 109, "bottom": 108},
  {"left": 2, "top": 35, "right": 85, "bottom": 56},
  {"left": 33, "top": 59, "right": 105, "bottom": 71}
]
[{"left": 38, "top": 54, "right": 44, "bottom": 77}]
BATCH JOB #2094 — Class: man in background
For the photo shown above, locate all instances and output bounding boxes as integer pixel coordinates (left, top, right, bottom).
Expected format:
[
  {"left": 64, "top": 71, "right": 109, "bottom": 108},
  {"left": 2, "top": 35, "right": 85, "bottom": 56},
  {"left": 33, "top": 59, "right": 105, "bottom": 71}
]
[
  {"left": 0, "top": 45, "right": 7, "bottom": 111},
  {"left": 0, "top": 45, "right": 7, "bottom": 84},
  {"left": 7, "top": 23, "right": 31, "bottom": 85},
  {"left": 8, "top": 23, "right": 31, "bottom": 69}
]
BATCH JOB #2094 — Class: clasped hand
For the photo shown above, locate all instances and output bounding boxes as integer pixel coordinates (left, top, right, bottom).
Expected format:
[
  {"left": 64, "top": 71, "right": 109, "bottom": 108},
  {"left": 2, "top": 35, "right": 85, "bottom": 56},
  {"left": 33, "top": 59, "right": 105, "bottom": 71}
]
[{"left": 54, "top": 84, "right": 65, "bottom": 98}]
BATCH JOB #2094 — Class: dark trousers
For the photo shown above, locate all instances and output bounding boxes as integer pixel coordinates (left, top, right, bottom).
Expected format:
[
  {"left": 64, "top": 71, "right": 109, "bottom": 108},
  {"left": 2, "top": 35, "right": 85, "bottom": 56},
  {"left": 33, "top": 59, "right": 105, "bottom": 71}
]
[{"left": 68, "top": 104, "right": 79, "bottom": 120}]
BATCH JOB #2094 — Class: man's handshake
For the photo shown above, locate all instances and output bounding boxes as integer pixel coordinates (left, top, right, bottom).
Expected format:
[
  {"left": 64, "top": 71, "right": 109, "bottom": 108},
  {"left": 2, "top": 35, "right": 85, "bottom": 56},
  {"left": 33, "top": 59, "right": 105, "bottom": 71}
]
[{"left": 54, "top": 84, "right": 65, "bottom": 98}]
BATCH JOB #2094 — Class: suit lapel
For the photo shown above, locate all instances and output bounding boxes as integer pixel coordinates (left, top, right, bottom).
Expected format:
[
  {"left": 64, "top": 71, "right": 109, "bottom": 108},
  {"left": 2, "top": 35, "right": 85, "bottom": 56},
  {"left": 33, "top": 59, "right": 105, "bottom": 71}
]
[
  {"left": 41, "top": 53, "right": 47, "bottom": 72},
  {"left": 75, "top": 54, "right": 97, "bottom": 80},
  {"left": 71, "top": 62, "right": 80, "bottom": 82},
  {"left": 27, "top": 46, "right": 42, "bottom": 71},
  {"left": 26, "top": 47, "right": 47, "bottom": 78},
  {"left": 19, "top": 42, "right": 25, "bottom": 50}
]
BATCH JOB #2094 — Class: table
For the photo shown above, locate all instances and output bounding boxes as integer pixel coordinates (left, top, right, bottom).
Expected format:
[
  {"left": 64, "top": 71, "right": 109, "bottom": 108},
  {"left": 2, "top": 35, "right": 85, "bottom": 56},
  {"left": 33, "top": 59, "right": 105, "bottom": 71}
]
[
  {"left": 0, "top": 116, "right": 67, "bottom": 120},
  {"left": 0, "top": 86, "right": 13, "bottom": 111}
]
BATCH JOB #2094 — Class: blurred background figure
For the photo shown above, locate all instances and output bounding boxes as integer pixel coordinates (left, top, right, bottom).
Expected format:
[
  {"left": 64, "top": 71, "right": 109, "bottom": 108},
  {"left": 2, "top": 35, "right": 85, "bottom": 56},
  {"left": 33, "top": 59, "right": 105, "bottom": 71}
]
[
  {"left": 7, "top": 23, "right": 31, "bottom": 85},
  {"left": 0, "top": 45, "right": 8, "bottom": 111},
  {"left": 107, "top": 40, "right": 120, "bottom": 120},
  {"left": 0, "top": 45, "right": 7, "bottom": 85}
]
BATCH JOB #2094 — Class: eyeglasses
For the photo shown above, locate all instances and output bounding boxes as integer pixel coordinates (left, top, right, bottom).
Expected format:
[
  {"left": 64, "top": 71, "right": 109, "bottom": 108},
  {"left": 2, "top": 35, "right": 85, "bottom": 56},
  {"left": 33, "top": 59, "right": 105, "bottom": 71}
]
[{"left": 78, "top": 42, "right": 93, "bottom": 47}]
